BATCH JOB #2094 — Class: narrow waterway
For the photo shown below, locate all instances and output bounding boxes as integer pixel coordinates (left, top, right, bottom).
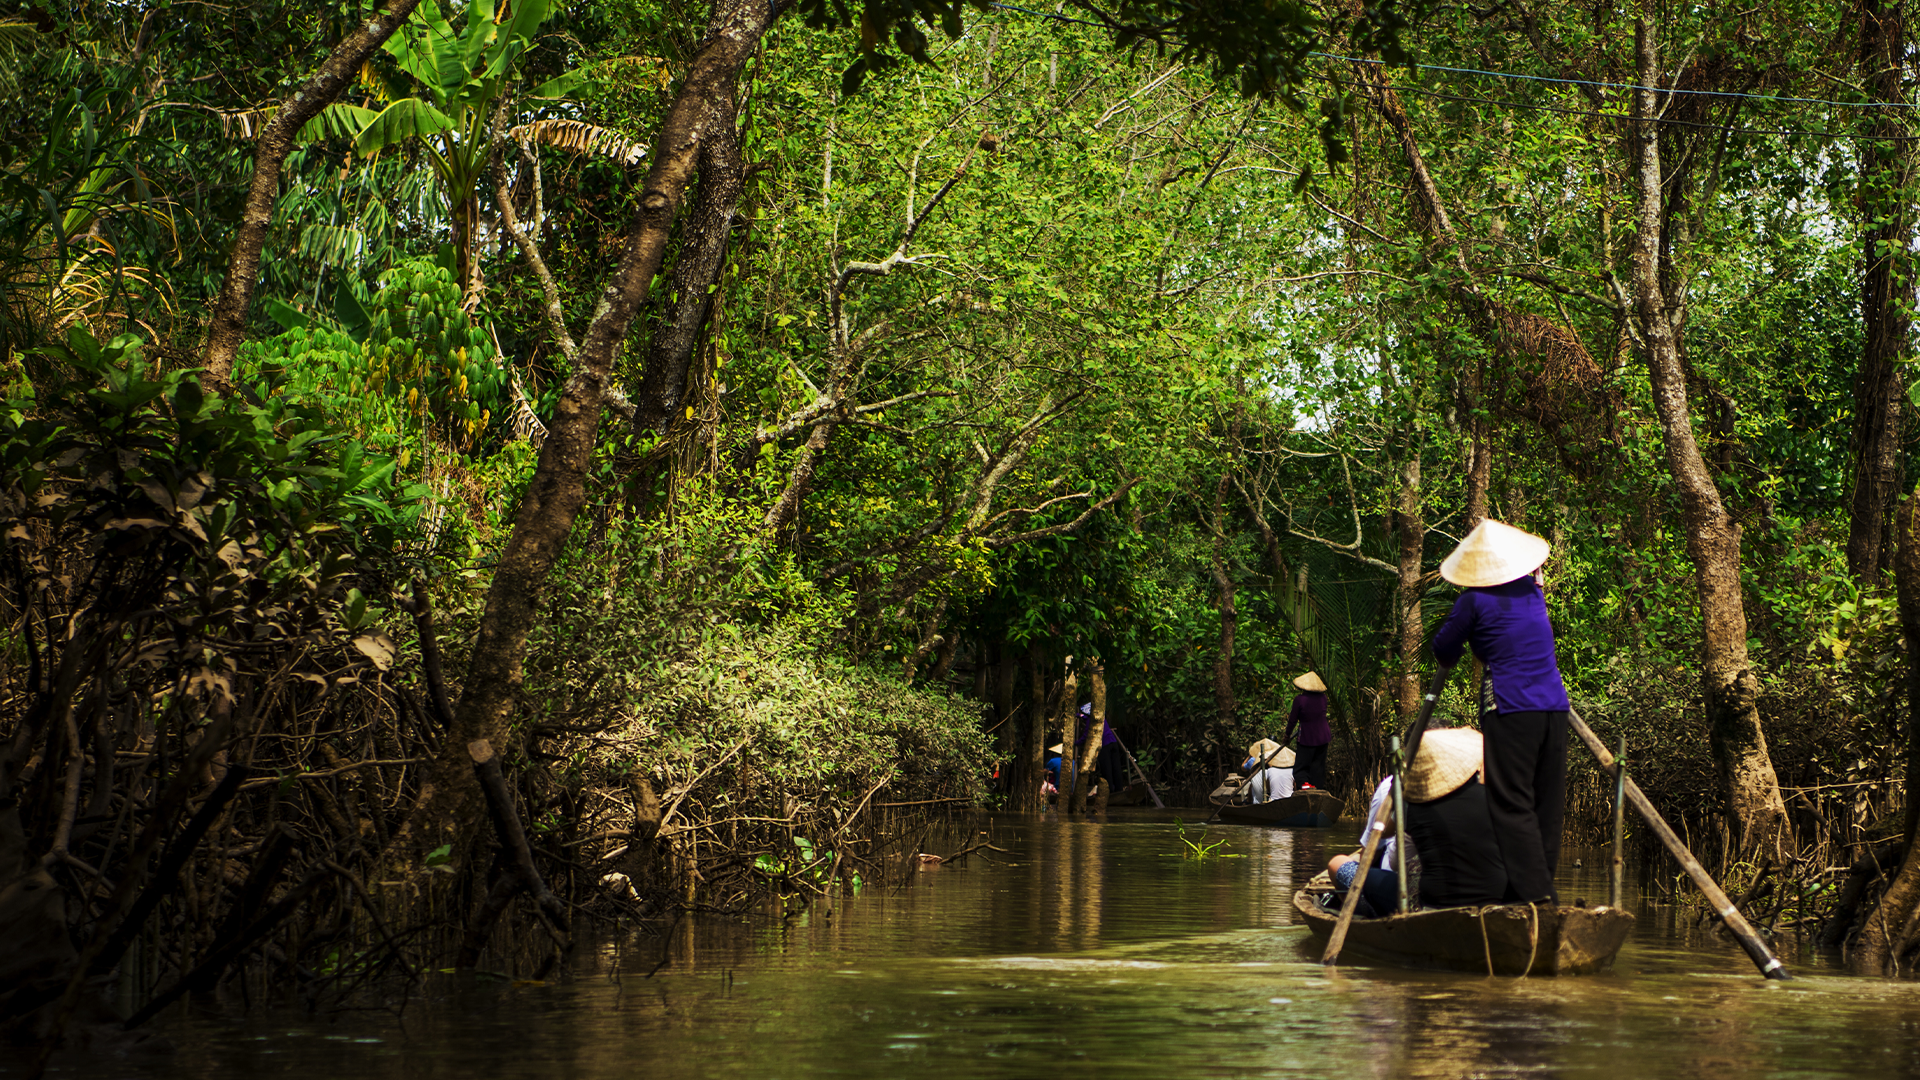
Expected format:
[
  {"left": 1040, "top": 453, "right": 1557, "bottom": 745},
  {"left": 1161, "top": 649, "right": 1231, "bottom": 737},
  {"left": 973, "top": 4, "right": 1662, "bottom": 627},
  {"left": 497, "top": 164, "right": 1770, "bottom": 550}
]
[{"left": 63, "top": 809, "right": 1920, "bottom": 1078}]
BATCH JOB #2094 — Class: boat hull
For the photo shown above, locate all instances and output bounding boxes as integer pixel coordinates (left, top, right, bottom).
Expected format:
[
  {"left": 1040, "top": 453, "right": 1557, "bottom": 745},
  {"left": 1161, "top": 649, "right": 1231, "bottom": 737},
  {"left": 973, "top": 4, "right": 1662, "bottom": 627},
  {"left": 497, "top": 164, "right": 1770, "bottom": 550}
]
[
  {"left": 1292, "top": 888, "right": 1634, "bottom": 976},
  {"left": 1214, "top": 790, "right": 1344, "bottom": 828}
]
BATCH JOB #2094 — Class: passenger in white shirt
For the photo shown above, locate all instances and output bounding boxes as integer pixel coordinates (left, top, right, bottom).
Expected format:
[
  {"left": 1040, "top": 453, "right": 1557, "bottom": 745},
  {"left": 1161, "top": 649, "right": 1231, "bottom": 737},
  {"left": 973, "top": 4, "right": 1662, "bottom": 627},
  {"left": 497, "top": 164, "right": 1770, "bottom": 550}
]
[{"left": 1242, "top": 739, "right": 1296, "bottom": 804}]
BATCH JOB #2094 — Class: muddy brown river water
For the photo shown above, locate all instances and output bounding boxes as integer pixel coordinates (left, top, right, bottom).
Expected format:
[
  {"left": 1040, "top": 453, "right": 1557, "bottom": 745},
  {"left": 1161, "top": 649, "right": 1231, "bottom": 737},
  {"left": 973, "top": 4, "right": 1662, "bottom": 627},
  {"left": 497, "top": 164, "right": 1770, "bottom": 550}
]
[{"left": 34, "top": 808, "right": 1920, "bottom": 1079}]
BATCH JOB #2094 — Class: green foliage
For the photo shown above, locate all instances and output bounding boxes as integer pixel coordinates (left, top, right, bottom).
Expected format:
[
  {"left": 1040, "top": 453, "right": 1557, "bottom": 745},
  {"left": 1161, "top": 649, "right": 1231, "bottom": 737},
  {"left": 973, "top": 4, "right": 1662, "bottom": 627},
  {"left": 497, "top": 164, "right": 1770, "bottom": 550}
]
[
  {"left": 2, "top": 327, "right": 413, "bottom": 686},
  {"left": 235, "top": 259, "right": 510, "bottom": 461}
]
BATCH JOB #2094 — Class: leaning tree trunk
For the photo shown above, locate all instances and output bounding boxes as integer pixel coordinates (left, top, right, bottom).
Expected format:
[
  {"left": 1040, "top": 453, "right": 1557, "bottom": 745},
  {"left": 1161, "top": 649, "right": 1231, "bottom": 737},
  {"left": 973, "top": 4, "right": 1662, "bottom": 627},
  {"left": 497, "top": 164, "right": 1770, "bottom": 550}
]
[
  {"left": 1630, "top": 20, "right": 1788, "bottom": 860},
  {"left": 202, "top": 0, "right": 425, "bottom": 380},
  {"left": 1848, "top": 0, "right": 1914, "bottom": 582},
  {"left": 389, "top": 0, "right": 775, "bottom": 864},
  {"left": 632, "top": 108, "right": 744, "bottom": 438}
]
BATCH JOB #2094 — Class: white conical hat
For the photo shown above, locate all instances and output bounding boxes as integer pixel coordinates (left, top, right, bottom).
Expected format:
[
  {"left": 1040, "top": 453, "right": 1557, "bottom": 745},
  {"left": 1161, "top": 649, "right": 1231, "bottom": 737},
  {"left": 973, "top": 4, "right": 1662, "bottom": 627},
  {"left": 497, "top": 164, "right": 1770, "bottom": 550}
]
[
  {"left": 1293, "top": 671, "right": 1327, "bottom": 692},
  {"left": 1404, "top": 727, "right": 1483, "bottom": 802},
  {"left": 1247, "top": 739, "right": 1294, "bottom": 769},
  {"left": 1439, "top": 519, "right": 1551, "bottom": 587}
]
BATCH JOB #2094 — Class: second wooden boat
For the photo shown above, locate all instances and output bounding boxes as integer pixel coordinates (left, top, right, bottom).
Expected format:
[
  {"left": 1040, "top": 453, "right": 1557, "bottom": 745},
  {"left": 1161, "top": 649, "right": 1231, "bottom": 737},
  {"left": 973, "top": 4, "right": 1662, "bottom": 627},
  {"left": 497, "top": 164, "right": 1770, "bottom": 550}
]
[
  {"left": 1291, "top": 886, "right": 1634, "bottom": 976},
  {"left": 1213, "top": 789, "right": 1344, "bottom": 827}
]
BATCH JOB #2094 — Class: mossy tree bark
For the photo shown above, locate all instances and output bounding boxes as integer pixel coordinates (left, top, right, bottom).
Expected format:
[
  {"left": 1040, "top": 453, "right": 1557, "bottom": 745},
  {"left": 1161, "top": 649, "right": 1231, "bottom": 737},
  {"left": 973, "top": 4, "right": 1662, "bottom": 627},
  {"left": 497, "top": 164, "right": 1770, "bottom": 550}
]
[
  {"left": 1853, "top": 486, "right": 1920, "bottom": 971},
  {"left": 1629, "top": 19, "right": 1787, "bottom": 860},
  {"left": 1847, "top": 0, "right": 1913, "bottom": 581}
]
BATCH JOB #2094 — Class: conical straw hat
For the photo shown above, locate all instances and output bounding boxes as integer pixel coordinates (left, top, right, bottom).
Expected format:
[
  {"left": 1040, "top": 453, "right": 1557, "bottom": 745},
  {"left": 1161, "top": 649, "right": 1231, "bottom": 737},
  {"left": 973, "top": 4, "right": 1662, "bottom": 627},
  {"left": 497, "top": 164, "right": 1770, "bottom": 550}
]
[
  {"left": 1404, "top": 727, "right": 1483, "bottom": 802},
  {"left": 1293, "top": 671, "right": 1327, "bottom": 692},
  {"left": 1439, "top": 519, "right": 1551, "bottom": 588},
  {"left": 1246, "top": 738, "right": 1294, "bottom": 768}
]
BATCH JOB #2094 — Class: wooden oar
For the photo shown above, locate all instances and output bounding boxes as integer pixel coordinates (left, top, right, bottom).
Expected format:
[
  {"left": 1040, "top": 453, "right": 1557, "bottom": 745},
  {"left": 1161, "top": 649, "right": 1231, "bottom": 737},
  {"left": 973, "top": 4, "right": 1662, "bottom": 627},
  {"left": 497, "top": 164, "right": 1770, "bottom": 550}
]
[
  {"left": 1567, "top": 706, "right": 1791, "bottom": 981},
  {"left": 1320, "top": 786, "right": 1392, "bottom": 965},
  {"left": 1324, "top": 665, "right": 1453, "bottom": 964},
  {"left": 1108, "top": 730, "right": 1165, "bottom": 809}
]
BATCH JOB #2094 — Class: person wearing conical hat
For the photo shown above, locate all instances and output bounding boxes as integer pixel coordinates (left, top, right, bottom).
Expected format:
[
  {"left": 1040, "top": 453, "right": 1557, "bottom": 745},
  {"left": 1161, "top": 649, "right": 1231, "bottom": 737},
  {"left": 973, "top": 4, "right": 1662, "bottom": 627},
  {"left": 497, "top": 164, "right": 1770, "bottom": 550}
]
[
  {"left": 1327, "top": 727, "right": 1508, "bottom": 914},
  {"left": 1240, "top": 738, "right": 1296, "bottom": 804},
  {"left": 1281, "top": 671, "right": 1332, "bottom": 790},
  {"left": 1431, "top": 519, "right": 1570, "bottom": 905}
]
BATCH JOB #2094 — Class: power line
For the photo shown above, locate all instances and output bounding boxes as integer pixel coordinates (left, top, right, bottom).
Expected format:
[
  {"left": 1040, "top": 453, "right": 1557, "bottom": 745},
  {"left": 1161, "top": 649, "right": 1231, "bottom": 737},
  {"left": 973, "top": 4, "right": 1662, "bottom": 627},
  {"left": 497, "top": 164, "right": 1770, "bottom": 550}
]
[
  {"left": 1316, "top": 51, "right": 1916, "bottom": 112},
  {"left": 1367, "top": 78, "right": 1920, "bottom": 142},
  {"left": 979, "top": 3, "right": 1915, "bottom": 115}
]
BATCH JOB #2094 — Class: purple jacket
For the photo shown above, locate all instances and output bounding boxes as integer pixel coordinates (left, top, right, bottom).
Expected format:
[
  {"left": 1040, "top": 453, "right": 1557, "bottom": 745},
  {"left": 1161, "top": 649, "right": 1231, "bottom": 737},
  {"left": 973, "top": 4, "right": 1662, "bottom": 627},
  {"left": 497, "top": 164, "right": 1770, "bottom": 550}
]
[
  {"left": 1432, "top": 576, "right": 1570, "bottom": 713},
  {"left": 1283, "top": 691, "right": 1331, "bottom": 747},
  {"left": 1076, "top": 709, "right": 1119, "bottom": 748}
]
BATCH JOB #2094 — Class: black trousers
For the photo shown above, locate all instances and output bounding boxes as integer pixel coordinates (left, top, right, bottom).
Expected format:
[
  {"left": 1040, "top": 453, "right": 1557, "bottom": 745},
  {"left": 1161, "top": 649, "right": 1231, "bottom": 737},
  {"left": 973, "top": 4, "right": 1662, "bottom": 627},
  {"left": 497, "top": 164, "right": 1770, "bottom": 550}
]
[
  {"left": 1482, "top": 709, "right": 1568, "bottom": 903},
  {"left": 1095, "top": 745, "right": 1128, "bottom": 791},
  {"left": 1292, "top": 742, "right": 1329, "bottom": 789}
]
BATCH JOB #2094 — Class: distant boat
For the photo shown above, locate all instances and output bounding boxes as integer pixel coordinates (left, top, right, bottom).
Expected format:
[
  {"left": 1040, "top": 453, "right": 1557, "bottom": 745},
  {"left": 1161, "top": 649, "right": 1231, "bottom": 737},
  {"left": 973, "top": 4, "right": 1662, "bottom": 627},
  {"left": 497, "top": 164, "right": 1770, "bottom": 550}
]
[
  {"left": 1212, "top": 789, "right": 1344, "bottom": 828},
  {"left": 1292, "top": 886, "right": 1635, "bottom": 976}
]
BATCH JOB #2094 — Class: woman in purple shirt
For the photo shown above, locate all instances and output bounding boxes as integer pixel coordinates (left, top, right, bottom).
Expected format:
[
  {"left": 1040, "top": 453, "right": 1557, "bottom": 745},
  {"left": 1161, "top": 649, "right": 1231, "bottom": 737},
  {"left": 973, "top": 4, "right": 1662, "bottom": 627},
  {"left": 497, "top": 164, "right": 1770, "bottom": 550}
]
[
  {"left": 1431, "top": 519, "right": 1570, "bottom": 904},
  {"left": 1281, "top": 671, "right": 1332, "bottom": 789}
]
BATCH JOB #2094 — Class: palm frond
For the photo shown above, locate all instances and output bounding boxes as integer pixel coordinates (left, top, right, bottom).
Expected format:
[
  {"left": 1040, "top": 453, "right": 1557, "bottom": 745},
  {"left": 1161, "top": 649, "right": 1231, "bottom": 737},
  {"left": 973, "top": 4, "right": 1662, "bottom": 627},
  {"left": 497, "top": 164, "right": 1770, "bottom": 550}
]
[
  {"left": 0, "top": 18, "right": 43, "bottom": 50},
  {"left": 219, "top": 107, "right": 278, "bottom": 140},
  {"left": 297, "top": 224, "right": 368, "bottom": 269},
  {"left": 509, "top": 119, "right": 646, "bottom": 165},
  {"left": 297, "top": 104, "right": 381, "bottom": 145}
]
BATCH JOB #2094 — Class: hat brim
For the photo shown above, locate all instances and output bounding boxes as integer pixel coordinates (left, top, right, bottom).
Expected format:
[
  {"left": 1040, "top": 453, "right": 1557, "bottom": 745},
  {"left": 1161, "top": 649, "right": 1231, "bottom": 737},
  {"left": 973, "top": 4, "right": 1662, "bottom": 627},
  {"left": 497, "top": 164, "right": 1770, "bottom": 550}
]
[
  {"left": 1405, "top": 728, "right": 1483, "bottom": 802},
  {"left": 1292, "top": 672, "right": 1327, "bottom": 692},
  {"left": 1439, "top": 519, "right": 1551, "bottom": 588}
]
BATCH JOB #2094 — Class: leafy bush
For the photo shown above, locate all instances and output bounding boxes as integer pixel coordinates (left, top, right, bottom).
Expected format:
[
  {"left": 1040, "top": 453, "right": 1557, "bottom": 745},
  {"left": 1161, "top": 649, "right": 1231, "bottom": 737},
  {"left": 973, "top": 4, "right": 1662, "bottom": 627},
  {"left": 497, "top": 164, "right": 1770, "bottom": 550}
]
[{"left": 235, "top": 259, "right": 511, "bottom": 462}]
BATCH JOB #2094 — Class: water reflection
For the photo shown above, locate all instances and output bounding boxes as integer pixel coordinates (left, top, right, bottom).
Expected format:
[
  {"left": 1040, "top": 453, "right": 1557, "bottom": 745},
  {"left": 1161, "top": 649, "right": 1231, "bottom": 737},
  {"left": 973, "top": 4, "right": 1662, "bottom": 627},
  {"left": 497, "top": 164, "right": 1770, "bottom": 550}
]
[{"left": 48, "top": 808, "right": 1920, "bottom": 1080}]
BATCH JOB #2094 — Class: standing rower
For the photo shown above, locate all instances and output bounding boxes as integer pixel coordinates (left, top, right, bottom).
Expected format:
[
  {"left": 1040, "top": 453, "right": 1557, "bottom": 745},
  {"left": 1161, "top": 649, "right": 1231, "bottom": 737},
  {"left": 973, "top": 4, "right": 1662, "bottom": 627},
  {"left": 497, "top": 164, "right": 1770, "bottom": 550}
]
[
  {"left": 1432, "top": 519, "right": 1570, "bottom": 905},
  {"left": 1282, "top": 672, "right": 1332, "bottom": 790}
]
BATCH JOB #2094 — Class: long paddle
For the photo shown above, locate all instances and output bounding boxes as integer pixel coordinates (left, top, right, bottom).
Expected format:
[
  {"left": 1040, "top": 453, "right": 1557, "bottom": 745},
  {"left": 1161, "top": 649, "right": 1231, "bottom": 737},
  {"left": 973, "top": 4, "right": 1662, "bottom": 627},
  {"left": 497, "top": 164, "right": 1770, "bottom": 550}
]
[
  {"left": 1108, "top": 730, "right": 1165, "bottom": 809},
  {"left": 1566, "top": 707, "right": 1790, "bottom": 981},
  {"left": 1323, "top": 664, "right": 1453, "bottom": 965}
]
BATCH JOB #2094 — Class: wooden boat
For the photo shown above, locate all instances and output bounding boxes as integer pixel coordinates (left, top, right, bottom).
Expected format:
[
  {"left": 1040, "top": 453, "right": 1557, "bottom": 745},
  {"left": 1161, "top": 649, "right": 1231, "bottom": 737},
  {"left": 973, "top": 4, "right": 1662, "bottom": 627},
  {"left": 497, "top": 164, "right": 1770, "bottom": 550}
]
[
  {"left": 1291, "top": 886, "right": 1634, "bottom": 976},
  {"left": 1213, "top": 789, "right": 1344, "bottom": 827}
]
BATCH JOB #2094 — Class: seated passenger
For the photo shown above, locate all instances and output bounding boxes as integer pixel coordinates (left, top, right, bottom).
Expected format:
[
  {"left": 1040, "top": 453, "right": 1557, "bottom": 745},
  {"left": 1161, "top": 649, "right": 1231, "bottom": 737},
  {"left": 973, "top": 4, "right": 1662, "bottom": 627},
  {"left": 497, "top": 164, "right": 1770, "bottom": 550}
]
[
  {"left": 1401, "top": 727, "right": 1507, "bottom": 908},
  {"left": 1241, "top": 739, "right": 1295, "bottom": 804},
  {"left": 1327, "top": 851, "right": 1399, "bottom": 918},
  {"left": 1325, "top": 727, "right": 1508, "bottom": 916}
]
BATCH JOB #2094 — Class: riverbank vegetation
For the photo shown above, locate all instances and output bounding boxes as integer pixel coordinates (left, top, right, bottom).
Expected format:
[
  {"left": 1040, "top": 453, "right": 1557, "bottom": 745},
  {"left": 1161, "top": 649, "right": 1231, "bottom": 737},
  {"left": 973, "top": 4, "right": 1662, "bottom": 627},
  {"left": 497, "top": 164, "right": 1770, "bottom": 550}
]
[{"left": 8, "top": 0, "right": 1920, "bottom": 1050}]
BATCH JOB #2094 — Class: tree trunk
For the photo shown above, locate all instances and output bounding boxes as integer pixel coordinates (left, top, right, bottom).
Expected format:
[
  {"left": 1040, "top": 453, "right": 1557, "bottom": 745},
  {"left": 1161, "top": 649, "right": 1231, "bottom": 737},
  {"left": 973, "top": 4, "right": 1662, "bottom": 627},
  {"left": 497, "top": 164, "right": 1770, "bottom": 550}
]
[
  {"left": 1897, "top": 487, "right": 1920, "bottom": 842},
  {"left": 1394, "top": 454, "right": 1424, "bottom": 723},
  {"left": 1056, "top": 662, "right": 1079, "bottom": 806},
  {"left": 389, "top": 0, "right": 775, "bottom": 863},
  {"left": 1849, "top": 0, "right": 1914, "bottom": 581},
  {"left": 202, "top": 0, "right": 425, "bottom": 380},
  {"left": 1014, "top": 647, "right": 1048, "bottom": 813},
  {"left": 1852, "top": 489, "right": 1920, "bottom": 970},
  {"left": 454, "top": 196, "right": 484, "bottom": 305},
  {"left": 991, "top": 646, "right": 1020, "bottom": 797},
  {"left": 1069, "top": 662, "right": 1105, "bottom": 814},
  {"left": 633, "top": 109, "right": 744, "bottom": 436},
  {"left": 1630, "top": 20, "right": 1788, "bottom": 860},
  {"left": 1464, "top": 413, "right": 1492, "bottom": 530}
]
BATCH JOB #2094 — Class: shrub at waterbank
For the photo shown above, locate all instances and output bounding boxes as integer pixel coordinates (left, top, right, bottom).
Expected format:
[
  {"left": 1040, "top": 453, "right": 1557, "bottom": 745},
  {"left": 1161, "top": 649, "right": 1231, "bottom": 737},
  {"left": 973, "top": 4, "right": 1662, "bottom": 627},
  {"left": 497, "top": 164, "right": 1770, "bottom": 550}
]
[{"left": 529, "top": 627, "right": 989, "bottom": 908}]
